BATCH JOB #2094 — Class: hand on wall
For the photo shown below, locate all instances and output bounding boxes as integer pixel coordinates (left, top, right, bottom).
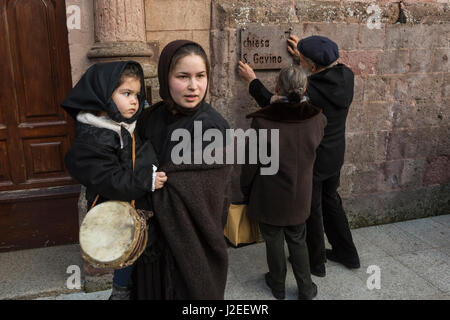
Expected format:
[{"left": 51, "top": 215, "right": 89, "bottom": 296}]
[{"left": 238, "top": 61, "right": 257, "bottom": 83}]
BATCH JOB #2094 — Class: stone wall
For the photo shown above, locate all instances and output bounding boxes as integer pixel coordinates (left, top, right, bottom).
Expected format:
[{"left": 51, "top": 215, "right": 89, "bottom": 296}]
[
  {"left": 66, "top": 0, "right": 95, "bottom": 84},
  {"left": 209, "top": 0, "right": 450, "bottom": 227}
]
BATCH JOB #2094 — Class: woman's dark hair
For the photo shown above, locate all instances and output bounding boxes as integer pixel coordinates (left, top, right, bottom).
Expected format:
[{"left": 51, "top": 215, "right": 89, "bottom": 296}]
[{"left": 169, "top": 44, "right": 210, "bottom": 79}]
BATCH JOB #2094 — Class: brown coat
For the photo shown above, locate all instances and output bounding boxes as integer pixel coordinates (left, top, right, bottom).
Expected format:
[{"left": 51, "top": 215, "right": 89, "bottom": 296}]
[{"left": 240, "top": 101, "right": 327, "bottom": 226}]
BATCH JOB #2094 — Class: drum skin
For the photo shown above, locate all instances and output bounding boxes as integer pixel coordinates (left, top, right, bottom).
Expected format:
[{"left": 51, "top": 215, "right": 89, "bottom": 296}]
[{"left": 79, "top": 201, "right": 147, "bottom": 269}]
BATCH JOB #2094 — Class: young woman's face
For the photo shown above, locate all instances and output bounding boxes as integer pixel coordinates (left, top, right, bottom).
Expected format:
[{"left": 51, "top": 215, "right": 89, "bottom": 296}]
[
  {"left": 112, "top": 76, "right": 141, "bottom": 119},
  {"left": 169, "top": 54, "right": 207, "bottom": 108}
]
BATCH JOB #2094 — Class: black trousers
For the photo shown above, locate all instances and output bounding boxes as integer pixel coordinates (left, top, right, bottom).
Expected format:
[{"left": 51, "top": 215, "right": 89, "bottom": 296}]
[
  {"left": 259, "top": 223, "right": 315, "bottom": 296},
  {"left": 307, "top": 172, "right": 359, "bottom": 268}
]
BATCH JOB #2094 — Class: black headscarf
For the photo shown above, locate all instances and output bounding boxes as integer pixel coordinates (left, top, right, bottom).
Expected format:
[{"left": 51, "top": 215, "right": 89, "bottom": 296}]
[
  {"left": 61, "top": 61, "right": 146, "bottom": 124},
  {"left": 158, "top": 40, "right": 208, "bottom": 115}
]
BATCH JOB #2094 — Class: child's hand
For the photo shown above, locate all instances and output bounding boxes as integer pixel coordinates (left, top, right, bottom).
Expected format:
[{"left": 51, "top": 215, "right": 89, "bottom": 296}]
[{"left": 154, "top": 171, "right": 167, "bottom": 189}]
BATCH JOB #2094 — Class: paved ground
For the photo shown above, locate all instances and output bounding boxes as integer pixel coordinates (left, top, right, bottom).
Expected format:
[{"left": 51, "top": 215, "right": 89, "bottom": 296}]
[{"left": 1, "top": 214, "right": 448, "bottom": 300}]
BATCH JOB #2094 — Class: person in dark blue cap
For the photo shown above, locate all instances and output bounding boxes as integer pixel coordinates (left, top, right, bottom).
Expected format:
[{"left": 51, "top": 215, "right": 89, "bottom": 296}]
[{"left": 238, "top": 35, "right": 360, "bottom": 277}]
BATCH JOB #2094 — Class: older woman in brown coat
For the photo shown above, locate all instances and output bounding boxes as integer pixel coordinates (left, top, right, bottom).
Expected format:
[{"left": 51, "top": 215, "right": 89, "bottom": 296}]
[{"left": 241, "top": 66, "right": 326, "bottom": 300}]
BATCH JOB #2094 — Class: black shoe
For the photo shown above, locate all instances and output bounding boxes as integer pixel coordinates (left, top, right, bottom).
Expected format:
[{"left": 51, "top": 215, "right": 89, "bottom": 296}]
[
  {"left": 326, "top": 249, "right": 360, "bottom": 269},
  {"left": 298, "top": 282, "right": 318, "bottom": 300},
  {"left": 310, "top": 264, "right": 326, "bottom": 277},
  {"left": 265, "top": 273, "right": 285, "bottom": 300}
]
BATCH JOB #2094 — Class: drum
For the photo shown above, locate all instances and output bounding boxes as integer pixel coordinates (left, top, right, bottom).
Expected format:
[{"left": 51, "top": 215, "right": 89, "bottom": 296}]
[{"left": 79, "top": 201, "right": 149, "bottom": 269}]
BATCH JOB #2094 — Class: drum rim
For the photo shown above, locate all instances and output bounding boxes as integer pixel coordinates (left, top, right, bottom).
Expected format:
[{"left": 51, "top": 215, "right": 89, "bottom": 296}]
[{"left": 80, "top": 201, "right": 147, "bottom": 269}]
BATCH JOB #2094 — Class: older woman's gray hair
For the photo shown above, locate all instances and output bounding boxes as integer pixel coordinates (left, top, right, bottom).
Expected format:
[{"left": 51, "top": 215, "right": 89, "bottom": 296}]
[{"left": 276, "top": 65, "right": 308, "bottom": 103}]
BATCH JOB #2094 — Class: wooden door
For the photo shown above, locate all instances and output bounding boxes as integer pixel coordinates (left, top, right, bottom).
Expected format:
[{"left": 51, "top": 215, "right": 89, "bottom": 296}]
[{"left": 0, "top": 0, "right": 79, "bottom": 252}]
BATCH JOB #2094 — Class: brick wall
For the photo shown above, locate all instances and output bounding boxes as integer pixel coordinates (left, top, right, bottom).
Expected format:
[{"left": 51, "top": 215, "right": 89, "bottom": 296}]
[{"left": 209, "top": 0, "right": 450, "bottom": 227}]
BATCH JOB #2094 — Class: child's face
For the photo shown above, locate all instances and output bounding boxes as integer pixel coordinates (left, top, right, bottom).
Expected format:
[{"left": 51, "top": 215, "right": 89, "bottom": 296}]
[
  {"left": 168, "top": 54, "right": 207, "bottom": 109},
  {"left": 112, "top": 76, "right": 141, "bottom": 119}
]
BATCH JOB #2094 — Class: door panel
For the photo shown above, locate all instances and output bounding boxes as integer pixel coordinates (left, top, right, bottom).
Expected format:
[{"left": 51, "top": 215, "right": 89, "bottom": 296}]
[
  {"left": 0, "top": 0, "right": 79, "bottom": 251},
  {"left": 0, "top": 140, "right": 12, "bottom": 185},
  {"left": 1, "top": 0, "right": 74, "bottom": 191},
  {"left": 8, "top": 0, "right": 60, "bottom": 121}
]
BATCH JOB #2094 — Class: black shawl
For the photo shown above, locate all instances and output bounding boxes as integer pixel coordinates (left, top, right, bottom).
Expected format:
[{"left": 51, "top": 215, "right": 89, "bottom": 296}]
[
  {"left": 151, "top": 162, "right": 231, "bottom": 299},
  {"left": 61, "top": 61, "right": 146, "bottom": 124}
]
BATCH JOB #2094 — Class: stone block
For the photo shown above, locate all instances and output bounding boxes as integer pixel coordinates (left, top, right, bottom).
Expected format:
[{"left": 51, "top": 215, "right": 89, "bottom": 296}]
[
  {"left": 416, "top": 126, "right": 440, "bottom": 159},
  {"left": 377, "top": 188, "right": 430, "bottom": 222},
  {"left": 376, "top": 49, "right": 409, "bottom": 75},
  {"left": 423, "top": 155, "right": 450, "bottom": 186},
  {"left": 353, "top": 75, "right": 364, "bottom": 102},
  {"left": 339, "top": 50, "right": 378, "bottom": 76},
  {"left": 385, "top": 24, "right": 435, "bottom": 49},
  {"left": 192, "top": 30, "right": 211, "bottom": 56},
  {"left": 363, "top": 76, "right": 388, "bottom": 102},
  {"left": 376, "top": 159, "right": 425, "bottom": 192},
  {"left": 344, "top": 132, "right": 376, "bottom": 163},
  {"left": 375, "top": 131, "right": 389, "bottom": 162},
  {"left": 212, "top": 0, "right": 296, "bottom": 29},
  {"left": 342, "top": 193, "right": 380, "bottom": 228},
  {"left": 357, "top": 23, "right": 385, "bottom": 50},
  {"left": 386, "top": 129, "right": 418, "bottom": 160},
  {"left": 345, "top": 185, "right": 450, "bottom": 228},
  {"left": 145, "top": 0, "right": 211, "bottom": 31},
  {"left": 366, "top": 101, "right": 391, "bottom": 131},
  {"left": 443, "top": 73, "right": 450, "bottom": 97},
  {"left": 431, "top": 48, "right": 450, "bottom": 73},
  {"left": 391, "top": 100, "right": 416, "bottom": 129},
  {"left": 295, "top": 1, "right": 344, "bottom": 23},
  {"left": 302, "top": 23, "right": 358, "bottom": 50},
  {"left": 415, "top": 99, "right": 445, "bottom": 128},
  {"left": 433, "top": 24, "right": 450, "bottom": 48},
  {"left": 295, "top": 0, "right": 399, "bottom": 24},
  {"left": 146, "top": 30, "right": 194, "bottom": 54},
  {"left": 346, "top": 101, "right": 366, "bottom": 133},
  {"left": 401, "top": 2, "right": 450, "bottom": 25},
  {"left": 340, "top": 162, "right": 378, "bottom": 196},
  {"left": 386, "top": 127, "right": 439, "bottom": 160},
  {"left": 409, "top": 49, "right": 433, "bottom": 74},
  {"left": 389, "top": 74, "right": 443, "bottom": 101},
  {"left": 209, "top": 28, "right": 246, "bottom": 128},
  {"left": 437, "top": 125, "right": 450, "bottom": 156},
  {"left": 426, "top": 183, "right": 450, "bottom": 214}
]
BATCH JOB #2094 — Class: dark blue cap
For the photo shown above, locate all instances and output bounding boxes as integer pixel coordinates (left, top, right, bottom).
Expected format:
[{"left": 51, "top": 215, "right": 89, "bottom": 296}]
[{"left": 297, "top": 36, "right": 339, "bottom": 66}]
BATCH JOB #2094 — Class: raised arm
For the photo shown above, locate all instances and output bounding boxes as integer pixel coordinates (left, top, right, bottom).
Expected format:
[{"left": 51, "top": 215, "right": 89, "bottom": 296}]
[{"left": 238, "top": 61, "right": 273, "bottom": 108}]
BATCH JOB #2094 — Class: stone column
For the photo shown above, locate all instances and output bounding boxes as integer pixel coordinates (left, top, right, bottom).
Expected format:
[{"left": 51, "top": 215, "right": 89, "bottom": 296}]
[{"left": 88, "top": 0, "right": 158, "bottom": 100}]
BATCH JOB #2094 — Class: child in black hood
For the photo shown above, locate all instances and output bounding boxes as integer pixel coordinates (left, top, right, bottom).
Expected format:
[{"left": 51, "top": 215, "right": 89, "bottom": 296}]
[{"left": 61, "top": 61, "right": 167, "bottom": 299}]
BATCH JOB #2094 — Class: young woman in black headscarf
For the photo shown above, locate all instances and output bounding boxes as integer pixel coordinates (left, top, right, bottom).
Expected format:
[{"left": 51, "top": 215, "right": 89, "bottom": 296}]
[{"left": 134, "top": 40, "right": 232, "bottom": 300}]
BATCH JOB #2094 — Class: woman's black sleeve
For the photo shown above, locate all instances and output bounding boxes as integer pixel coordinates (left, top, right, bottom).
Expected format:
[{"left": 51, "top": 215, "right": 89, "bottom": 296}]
[
  {"left": 240, "top": 119, "right": 260, "bottom": 201},
  {"left": 64, "top": 142, "right": 154, "bottom": 202},
  {"left": 249, "top": 79, "right": 274, "bottom": 108}
]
